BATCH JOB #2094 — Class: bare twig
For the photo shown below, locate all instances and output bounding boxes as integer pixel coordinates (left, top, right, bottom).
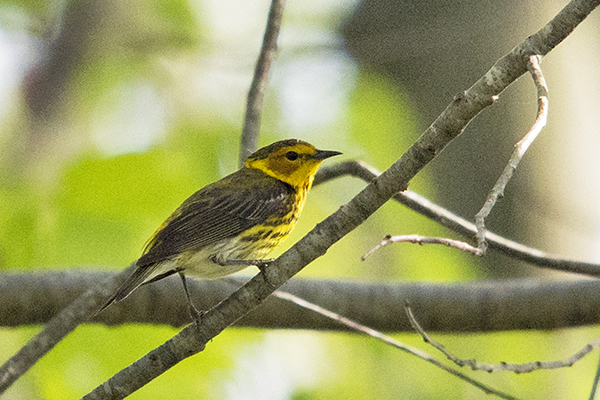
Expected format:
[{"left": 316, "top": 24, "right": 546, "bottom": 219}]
[
  {"left": 316, "top": 160, "right": 600, "bottom": 277},
  {"left": 362, "top": 234, "right": 479, "bottom": 260},
  {"left": 273, "top": 291, "right": 519, "bottom": 400},
  {"left": 475, "top": 55, "right": 549, "bottom": 254},
  {"left": 405, "top": 302, "right": 600, "bottom": 373},
  {"left": 590, "top": 354, "right": 600, "bottom": 400},
  {"left": 239, "top": 0, "right": 286, "bottom": 166}
]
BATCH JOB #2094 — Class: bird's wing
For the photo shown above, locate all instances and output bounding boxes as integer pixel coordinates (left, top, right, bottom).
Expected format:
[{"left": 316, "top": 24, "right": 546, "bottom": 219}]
[
  {"left": 136, "top": 175, "right": 293, "bottom": 268},
  {"left": 100, "top": 172, "right": 292, "bottom": 308}
]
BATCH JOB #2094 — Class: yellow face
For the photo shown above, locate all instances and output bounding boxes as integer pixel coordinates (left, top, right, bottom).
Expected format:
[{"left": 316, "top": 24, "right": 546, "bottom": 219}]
[{"left": 246, "top": 143, "right": 324, "bottom": 188}]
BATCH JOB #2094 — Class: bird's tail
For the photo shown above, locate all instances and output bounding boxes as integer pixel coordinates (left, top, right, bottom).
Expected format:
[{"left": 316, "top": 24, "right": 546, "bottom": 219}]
[{"left": 99, "top": 263, "right": 160, "bottom": 313}]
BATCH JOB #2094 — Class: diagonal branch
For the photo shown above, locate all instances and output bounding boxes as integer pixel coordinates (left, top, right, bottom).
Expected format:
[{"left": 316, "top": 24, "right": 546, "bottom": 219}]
[{"left": 273, "top": 291, "right": 519, "bottom": 400}]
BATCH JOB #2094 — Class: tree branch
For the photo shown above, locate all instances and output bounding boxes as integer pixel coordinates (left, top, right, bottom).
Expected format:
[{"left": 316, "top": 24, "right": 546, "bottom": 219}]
[
  {"left": 239, "top": 0, "right": 286, "bottom": 166},
  {"left": 5, "top": 269, "right": 600, "bottom": 333},
  {"left": 362, "top": 234, "right": 479, "bottom": 259},
  {"left": 405, "top": 302, "right": 600, "bottom": 373},
  {"left": 316, "top": 160, "right": 600, "bottom": 277},
  {"left": 273, "top": 291, "right": 519, "bottom": 400},
  {"left": 590, "top": 354, "right": 600, "bottom": 400},
  {"left": 475, "top": 55, "right": 549, "bottom": 254}
]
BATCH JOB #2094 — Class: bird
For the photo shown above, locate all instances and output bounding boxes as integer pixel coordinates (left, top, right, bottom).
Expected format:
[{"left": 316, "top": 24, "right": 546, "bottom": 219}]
[{"left": 100, "top": 139, "right": 341, "bottom": 319}]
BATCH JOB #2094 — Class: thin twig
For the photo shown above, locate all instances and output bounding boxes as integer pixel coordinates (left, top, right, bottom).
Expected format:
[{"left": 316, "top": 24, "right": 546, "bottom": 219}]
[
  {"left": 362, "top": 234, "right": 479, "bottom": 260},
  {"left": 239, "top": 0, "right": 286, "bottom": 166},
  {"left": 475, "top": 55, "right": 549, "bottom": 254},
  {"left": 316, "top": 160, "right": 600, "bottom": 277},
  {"left": 272, "top": 291, "right": 519, "bottom": 400},
  {"left": 405, "top": 302, "right": 600, "bottom": 373},
  {"left": 589, "top": 353, "right": 600, "bottom": 400}
]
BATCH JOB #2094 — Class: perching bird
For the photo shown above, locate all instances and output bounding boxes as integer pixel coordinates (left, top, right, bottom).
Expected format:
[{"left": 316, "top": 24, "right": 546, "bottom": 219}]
[{"left": 101, "top": 139, "right": 341, "bottom": 317}]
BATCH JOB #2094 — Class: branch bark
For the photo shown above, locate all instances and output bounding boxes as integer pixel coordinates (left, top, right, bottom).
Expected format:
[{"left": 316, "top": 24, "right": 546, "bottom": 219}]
[{"left": 2, "top": 270, "right": 600, "bottom": 332}]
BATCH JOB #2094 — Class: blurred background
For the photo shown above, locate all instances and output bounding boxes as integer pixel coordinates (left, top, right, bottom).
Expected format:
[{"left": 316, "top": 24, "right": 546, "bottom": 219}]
[{"left": 1, "top": 0, "right": 599, "bottom": 398}]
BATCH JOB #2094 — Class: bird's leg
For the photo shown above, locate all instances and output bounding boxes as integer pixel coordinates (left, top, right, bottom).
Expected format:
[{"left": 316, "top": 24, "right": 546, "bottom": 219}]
[{"left": 178, "top": 271, "right": 204, "bottom": 326}]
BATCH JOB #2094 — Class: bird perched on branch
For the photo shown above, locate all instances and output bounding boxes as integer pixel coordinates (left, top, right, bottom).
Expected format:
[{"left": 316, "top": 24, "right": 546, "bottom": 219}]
[{"left": 101, "top": 139, "right": 341, "bottom": 319}]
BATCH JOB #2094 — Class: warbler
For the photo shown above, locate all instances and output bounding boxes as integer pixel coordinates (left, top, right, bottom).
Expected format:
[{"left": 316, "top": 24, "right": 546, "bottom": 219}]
[{"left": 101, "top": 139, "right": 340, "bottom": 315}]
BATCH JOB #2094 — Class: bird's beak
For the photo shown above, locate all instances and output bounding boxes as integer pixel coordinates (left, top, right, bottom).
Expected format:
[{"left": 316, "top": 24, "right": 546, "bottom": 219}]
[{"left": 313, "top": 149, "right": 342, "bottom": 160}]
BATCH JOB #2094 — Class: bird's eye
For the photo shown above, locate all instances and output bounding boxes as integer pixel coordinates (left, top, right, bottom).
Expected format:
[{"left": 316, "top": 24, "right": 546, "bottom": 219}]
[{"left": 285, "top": 151, "right": 299, "bottom": 161}]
